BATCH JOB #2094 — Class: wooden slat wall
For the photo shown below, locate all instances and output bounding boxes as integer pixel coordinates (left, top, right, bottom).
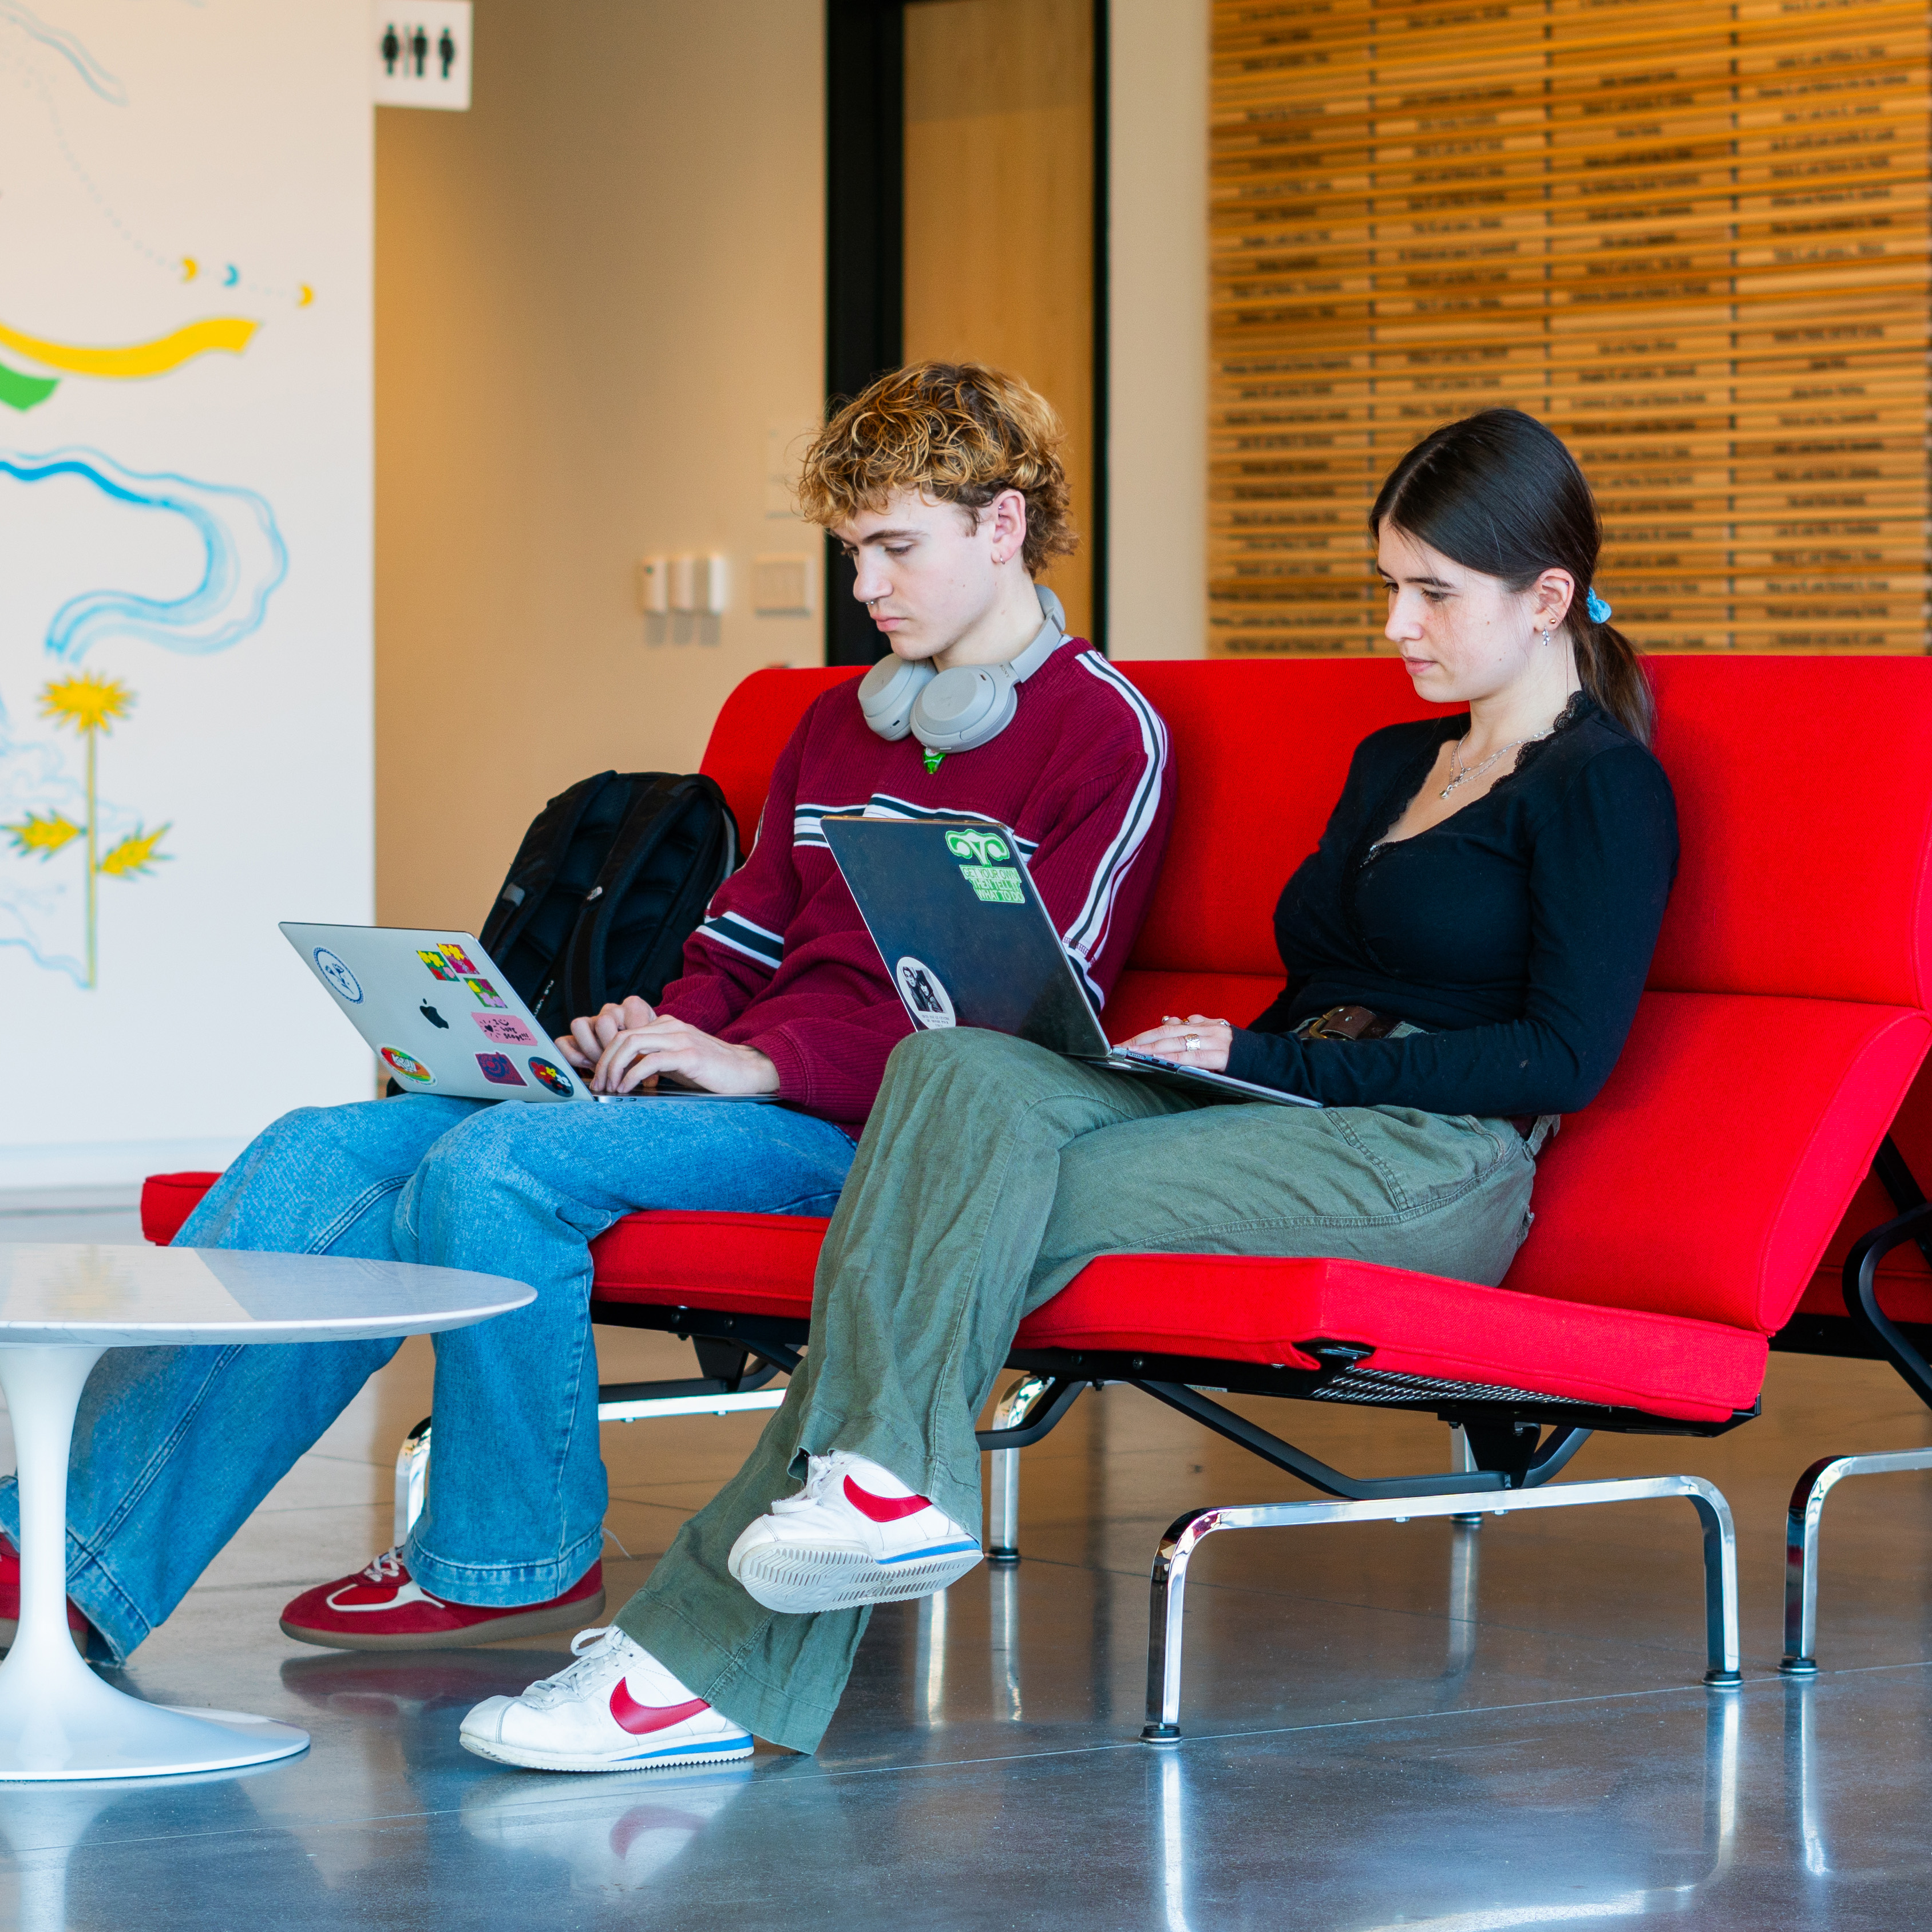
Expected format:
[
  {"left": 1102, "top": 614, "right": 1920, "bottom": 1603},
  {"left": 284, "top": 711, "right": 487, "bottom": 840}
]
[{"left": 1209, "top": 0, "right": 1932, "bottom": 655}]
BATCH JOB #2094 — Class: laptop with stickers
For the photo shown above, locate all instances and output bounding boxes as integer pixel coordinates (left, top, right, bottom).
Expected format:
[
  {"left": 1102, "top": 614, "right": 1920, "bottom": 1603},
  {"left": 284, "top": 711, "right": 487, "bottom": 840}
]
[
  {"left": 279, "top": 923, "right": 777, "bottom": 1104},
  {"left": 818, "top": 818, "right": 1317, "bottom": 1110}
]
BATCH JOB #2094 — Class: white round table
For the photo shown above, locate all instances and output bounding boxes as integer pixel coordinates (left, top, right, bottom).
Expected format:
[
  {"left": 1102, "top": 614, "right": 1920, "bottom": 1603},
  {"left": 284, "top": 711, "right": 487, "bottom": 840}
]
[{"left": 0, "top": 1243, "right": 536, "bottom": 1782}]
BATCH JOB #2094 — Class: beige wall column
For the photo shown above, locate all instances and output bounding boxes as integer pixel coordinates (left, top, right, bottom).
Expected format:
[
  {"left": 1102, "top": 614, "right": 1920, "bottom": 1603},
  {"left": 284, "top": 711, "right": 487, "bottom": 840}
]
[
  {"left": 1106, "top": 0, "right": 1209, "bottom": 660},
  {"left": 375, "top": 1, "right": 825, "bottom": 931}
]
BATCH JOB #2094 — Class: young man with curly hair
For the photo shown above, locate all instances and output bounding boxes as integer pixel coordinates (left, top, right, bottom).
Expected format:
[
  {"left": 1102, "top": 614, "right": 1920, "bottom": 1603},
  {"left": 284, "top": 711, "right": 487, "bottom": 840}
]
[{"left": 0, "top": 363, "right": 1174, "bottom": 1662}]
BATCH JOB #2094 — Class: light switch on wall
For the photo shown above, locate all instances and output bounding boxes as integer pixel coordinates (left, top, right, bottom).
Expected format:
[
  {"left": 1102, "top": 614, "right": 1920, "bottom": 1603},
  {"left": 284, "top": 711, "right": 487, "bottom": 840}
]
[
  {"left": 645, "top": 553, "right": 726, "bottom": 619},
  {"left": 693, "top": 553, "right": 729, "bottom": 616},
  {"left": 752, "top": 553, "right": 815, "bottom": 615}
]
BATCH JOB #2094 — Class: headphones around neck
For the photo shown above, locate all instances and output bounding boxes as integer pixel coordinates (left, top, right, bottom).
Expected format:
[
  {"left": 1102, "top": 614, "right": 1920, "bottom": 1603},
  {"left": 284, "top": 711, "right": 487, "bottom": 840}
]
[{"left": 856, "top": 587, "right": 1067, "bottom": 755}]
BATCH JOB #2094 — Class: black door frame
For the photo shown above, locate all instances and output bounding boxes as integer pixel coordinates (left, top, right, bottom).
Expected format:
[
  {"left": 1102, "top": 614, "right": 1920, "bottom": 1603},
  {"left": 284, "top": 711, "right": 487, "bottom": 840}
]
[{"left": 822, "top": 0, "right": 1109, "bottom": 666}]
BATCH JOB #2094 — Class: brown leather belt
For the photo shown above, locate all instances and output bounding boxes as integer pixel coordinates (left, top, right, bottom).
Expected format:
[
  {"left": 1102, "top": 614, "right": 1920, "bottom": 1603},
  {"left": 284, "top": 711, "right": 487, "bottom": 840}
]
[
  {"left": 1298, "top": 1004, "right": 1542, "bottom": 1145},
  {"left": 1298, "top": 1003, "right": 1399, "bottom": 1042}
]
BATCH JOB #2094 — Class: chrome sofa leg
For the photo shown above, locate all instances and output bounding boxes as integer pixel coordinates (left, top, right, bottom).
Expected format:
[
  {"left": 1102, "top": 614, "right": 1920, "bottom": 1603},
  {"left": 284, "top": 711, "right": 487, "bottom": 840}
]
[
  {"left": 1780, "top": 1446, "right": 1932, "bottom": 1674},
  {"left": 393, "top": 1416, "right": 431, "bottom": 1550},
  {"left": 1448, "top": 1424, "right": 1484, "bottom": 1528},
  {"left": 1687, "top": 1479, "right": 1744, "bottom": 1688},
  {"left": 1443, "top": 1520, "right": 1480, "bottom": 1676},
  {"left": 985, "top": 1372, "right": 1053, "bottom": 1566},
  {"left": 1142, "top": 1507, "right": 1220, "bottom": 1742},
  {"left": 1140, "top": 1472, "right": 1742, "bottom": 1742}
]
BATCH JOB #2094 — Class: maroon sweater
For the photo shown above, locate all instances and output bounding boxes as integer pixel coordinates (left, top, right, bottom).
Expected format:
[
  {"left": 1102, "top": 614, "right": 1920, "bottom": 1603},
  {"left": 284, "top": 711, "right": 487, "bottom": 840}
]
[{"left": 656, "top": 641, "right": 1174, "bottom": 1129}]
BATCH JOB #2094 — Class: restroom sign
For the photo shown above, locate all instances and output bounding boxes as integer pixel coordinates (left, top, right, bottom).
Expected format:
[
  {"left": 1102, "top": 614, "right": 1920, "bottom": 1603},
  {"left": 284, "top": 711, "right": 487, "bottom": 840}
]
[{"left": 374, "top": 1, "right": 471, "bottom": 110}]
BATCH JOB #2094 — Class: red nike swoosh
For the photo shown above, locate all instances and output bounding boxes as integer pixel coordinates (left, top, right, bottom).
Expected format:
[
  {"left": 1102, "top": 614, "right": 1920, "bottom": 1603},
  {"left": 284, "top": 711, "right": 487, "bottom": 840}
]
[
  {"left": 609, "top": 1681, "right": 710, "bottom": 1735},
  {"left": 844, "top": 1475, "right": 933, "bottom": 1523}
]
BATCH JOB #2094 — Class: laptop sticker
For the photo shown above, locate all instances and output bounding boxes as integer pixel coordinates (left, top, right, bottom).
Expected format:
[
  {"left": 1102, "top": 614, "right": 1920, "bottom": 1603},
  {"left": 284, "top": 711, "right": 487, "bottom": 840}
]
[
  {"left": 420, "top": 1002, "right": 450, "bottom": 1029},
  {"left": 894, "top": 957, "right": 956, "bottom": 1029},
  {"left": 943, "top": 827, "right": 1024, "bottom": 904},
  {"left": 473, "top": 1011, "right": 537, "bottom": 1046},
  {"left": 440, "top": 943, "right": 480, "bottom": 975},
  {"left": 379, "top": 1045, "right": 434, "bottom": 1084},
  {"left": 528, "top": 1057, "right": 575, "bottom": 1096},
  {"left": 957, "top": 864, "right": 1023, "bottom": 904},
  {"left": 462, "top": 976, "right": 508, "bottom": 1010},
  {"left": 417, "top": 949, "right": 456, "bottom": 980},
  {"left": 314, "top": 948, "right": 363, "bottom": 1003},
  {"left": 475, "top": 1051, "right": 527, "bottom": 1086}
]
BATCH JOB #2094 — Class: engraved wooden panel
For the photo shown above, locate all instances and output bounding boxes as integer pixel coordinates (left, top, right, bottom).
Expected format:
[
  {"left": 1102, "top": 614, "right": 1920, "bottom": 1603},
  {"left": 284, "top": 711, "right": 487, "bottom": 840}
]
[{"left": 1210, "top": 0, "right": 1932, "bottom": 655}]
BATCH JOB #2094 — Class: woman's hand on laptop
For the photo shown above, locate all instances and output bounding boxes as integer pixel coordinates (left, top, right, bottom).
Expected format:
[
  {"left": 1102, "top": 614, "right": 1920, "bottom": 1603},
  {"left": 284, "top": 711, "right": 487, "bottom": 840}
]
[
  {"left": 587, "top": 1014, "right": 782, "bottom": 1096},
  {"left": 1117, "top": 1014, "right": 1233, "bottom": 1072}
]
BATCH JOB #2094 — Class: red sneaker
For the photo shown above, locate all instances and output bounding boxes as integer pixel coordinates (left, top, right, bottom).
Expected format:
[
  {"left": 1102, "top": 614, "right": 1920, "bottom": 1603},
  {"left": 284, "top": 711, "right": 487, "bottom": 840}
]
[
  {"left": 279, "top": 1551, "right": 605, "bottom": 1652},
  {"left": 0, "top": 1534, "right": 93, "bottom": 1652}
]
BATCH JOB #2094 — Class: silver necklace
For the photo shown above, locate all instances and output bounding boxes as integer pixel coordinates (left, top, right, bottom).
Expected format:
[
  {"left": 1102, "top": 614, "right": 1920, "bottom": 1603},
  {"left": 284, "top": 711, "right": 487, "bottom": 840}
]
[{"left": 1439, "top": 728, "right": 1549, "bottom": 801}]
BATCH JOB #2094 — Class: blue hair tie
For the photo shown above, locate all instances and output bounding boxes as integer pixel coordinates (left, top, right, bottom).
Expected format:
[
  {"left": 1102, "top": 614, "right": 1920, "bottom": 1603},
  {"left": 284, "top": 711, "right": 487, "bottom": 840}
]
[{"left": 1585, "top": 588, "right": 1612, "bottom": 624}]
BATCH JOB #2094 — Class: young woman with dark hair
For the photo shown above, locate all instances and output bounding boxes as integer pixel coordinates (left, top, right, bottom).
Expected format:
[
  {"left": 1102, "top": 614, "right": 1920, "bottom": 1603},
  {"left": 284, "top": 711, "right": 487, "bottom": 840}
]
[
  {"left": 458, "top": 407, "right": 1682, "bottom": 1775},
  {"left": 1371, "top": 406, "right": 1653, "bottom": 744}
]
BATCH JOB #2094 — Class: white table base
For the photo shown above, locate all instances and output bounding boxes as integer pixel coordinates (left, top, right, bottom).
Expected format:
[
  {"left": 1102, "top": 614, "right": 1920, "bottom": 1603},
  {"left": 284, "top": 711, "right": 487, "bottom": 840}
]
[{"left": 0, "top": 1344, "right": 307, "bottom": 1780}]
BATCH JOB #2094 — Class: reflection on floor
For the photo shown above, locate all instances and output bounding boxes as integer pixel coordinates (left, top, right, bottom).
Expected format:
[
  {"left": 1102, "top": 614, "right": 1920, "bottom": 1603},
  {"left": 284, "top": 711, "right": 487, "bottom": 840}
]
[{"left": 3, "top": 1211, "right": 1932, "bottom": 1927}]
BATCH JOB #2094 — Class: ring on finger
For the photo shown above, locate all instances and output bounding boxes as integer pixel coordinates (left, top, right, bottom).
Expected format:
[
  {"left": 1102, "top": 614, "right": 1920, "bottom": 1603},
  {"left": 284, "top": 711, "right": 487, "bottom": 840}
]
[{"left": 1184, "top": 1032, "right": 1201, "bottom": 1052}]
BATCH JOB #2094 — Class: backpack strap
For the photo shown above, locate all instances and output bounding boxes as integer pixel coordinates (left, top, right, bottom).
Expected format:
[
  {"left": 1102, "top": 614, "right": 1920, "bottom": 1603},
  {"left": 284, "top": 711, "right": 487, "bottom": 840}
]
[
  {"left": 561, "top": 774, "right": 739, "bottom": 1020},
  {"left": 479, "top": 770, "right": 619, "bottom": 967}
]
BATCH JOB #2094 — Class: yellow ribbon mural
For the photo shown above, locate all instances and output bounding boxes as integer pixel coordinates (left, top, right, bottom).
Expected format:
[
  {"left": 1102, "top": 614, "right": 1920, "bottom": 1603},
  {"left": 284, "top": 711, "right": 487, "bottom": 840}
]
[{"left": 0, "top": 314, "right": 256, "bottom": 380}]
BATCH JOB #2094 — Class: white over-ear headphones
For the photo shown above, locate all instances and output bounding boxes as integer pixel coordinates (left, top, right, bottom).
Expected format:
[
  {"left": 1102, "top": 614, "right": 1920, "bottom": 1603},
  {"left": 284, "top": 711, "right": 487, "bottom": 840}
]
[{"left": 857, "top": 587, "right": 1067, "bottom": 755}]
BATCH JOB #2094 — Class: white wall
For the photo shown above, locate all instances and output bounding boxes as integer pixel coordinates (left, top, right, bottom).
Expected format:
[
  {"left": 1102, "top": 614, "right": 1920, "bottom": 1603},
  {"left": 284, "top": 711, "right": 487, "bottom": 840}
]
[
  {"left": 1106, "top": 0, "right": 1209, "bottom": 660},
  {"left": 0, "top": 1, "right": 373, "bottom": 1187}
]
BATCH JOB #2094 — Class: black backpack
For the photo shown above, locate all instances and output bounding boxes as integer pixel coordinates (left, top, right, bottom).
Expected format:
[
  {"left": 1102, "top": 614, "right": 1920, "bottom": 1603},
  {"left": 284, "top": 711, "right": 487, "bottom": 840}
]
[{"left": 478, "top": 771, "right": 742, "bottom": 1040}]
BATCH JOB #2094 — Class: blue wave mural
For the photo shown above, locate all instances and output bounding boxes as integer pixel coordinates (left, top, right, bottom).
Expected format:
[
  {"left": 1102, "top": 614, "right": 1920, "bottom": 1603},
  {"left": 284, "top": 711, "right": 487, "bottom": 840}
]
[{"left": 0, "top": 449, "right": 288, "bottom": 660}]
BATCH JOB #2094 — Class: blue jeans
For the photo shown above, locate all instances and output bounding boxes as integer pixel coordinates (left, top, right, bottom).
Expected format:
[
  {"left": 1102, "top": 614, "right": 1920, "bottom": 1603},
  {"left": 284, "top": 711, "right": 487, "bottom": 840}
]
[{"left": 0, "top": 1094, "right": 854, "bottom": 1661}]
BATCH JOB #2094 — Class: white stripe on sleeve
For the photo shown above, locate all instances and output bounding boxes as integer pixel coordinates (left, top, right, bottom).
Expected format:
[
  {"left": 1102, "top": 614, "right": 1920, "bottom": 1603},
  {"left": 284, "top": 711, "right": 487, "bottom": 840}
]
[{"left": 1059, "top": 656, "right": 1170, "bottom": 1001}]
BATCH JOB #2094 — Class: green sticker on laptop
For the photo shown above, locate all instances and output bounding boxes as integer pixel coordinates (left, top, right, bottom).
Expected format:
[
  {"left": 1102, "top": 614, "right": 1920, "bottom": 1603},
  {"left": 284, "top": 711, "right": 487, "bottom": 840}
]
[
  {"left": 958, "top": 864, "right": 1024, "bottom": 903},
  {"left": 943, "top": 828, "right": 1023, "bottom": 903}
]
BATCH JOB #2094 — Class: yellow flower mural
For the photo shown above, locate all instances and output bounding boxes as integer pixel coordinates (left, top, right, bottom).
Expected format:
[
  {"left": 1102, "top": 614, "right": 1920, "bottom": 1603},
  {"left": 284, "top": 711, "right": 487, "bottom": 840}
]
[
  {"left": 6, "top": 809, "right": 83, "bottom": 859},
  {"left": 41, "top": 671, "right": 133, "bottom": 735},
  {"left": 3, "top": 673, "right": 168, "bottom": 987}
]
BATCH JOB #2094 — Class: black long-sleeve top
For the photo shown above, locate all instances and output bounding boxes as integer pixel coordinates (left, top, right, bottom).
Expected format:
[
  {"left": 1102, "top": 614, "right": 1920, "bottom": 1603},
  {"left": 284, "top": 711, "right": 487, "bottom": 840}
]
[{"left": 1223, "top": 692, "right": 1678, "bottom": 1118}]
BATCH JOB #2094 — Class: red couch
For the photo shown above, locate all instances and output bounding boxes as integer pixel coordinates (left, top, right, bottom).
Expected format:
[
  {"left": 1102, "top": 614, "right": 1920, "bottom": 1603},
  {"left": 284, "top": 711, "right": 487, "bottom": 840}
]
[{"left": 143, "top": 654, "right": 1932, "bottom": 1733}]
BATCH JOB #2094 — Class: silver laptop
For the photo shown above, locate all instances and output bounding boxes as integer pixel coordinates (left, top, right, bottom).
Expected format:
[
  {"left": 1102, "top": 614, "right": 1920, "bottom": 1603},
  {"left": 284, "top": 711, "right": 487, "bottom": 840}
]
[
  {"left": 280, "top": 923, "right": 775, "bottom": 1104},
  {"left": 819, "top": 818, "right": 1317, "bottom": 1109}
]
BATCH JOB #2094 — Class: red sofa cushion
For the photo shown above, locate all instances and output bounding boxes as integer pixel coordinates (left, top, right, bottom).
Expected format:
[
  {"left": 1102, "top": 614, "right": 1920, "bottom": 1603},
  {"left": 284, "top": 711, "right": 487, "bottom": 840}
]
[
  {"left": 700, "top": 667, "right": 861, "bottom": 851},
  {"left": 1799, "top": 1051, "right": 1932, "bottom": 1326},
  {"left": 132, "top": 1175, "right": 1753, "bottom": 1422},
  {"left": 138, "top": 1174, "right": 833, "bottom": 1318},
  {"left": 588, "top": 1209, "right": 829, "bottom": 1318},
  {"left": 1503, "top": 992, "right": 1930, "bottom": 1334},
  {"left": 141, "top": 1171, "right": 221, "bottom": 1246},
  {"left": 1016, "top": 1254, "right": 1765, "bottom": 1424},
  {"left": 1098, "top": 662, "right": 1436, "bottom": 979},
  {"left": 1641, "top": 657, "right": 1932, "bottom": 1009}
]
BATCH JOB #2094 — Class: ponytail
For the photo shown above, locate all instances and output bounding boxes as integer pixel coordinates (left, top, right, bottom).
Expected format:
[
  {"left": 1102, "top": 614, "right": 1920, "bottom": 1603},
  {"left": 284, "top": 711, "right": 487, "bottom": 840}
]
[{"left": 1574, "top": 614, "right": 1654, "bottom": 746}]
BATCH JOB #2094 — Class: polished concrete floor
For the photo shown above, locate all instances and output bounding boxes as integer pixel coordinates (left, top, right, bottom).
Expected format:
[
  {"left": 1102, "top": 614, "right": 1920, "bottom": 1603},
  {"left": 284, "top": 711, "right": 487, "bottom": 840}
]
[{"left": 5, "top": 1194, "right": 1932, "bottom": 1927}]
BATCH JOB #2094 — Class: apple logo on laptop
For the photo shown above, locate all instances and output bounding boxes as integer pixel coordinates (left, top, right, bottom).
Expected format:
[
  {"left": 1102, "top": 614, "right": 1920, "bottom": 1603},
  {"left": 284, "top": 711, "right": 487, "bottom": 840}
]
[{"left": 420, "top": 1002, "right": 449, "bottom": 1029}]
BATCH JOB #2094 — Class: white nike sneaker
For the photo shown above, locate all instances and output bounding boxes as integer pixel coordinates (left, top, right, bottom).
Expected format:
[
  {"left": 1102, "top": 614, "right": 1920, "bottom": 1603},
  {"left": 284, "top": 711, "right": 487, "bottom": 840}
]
[
  {"left": 727, "top": 1450, "right": 981, "bottom": 1614},
  {"left": 459, "top": 1627, "right": 752, "bottom": 1773}
]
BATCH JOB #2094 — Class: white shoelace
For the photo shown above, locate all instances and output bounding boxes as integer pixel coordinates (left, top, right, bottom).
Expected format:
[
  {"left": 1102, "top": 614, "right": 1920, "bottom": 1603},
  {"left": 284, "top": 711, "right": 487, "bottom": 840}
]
[
  {"left": 770, "top": 1454, "right": 842, "bottom": 1517},
  {"left": 362, "top": 1549, "right": 406, "bottom": 1583},
  {"left": 522, "top": 1625, "right": 625, "bottom": 1709}
]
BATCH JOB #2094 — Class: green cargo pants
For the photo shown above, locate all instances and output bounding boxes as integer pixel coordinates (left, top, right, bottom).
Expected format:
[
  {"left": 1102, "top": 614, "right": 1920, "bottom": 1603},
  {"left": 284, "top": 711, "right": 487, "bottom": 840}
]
[{"left": 613, "top": 1025, "right": 1538, "bottom": 1752}]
